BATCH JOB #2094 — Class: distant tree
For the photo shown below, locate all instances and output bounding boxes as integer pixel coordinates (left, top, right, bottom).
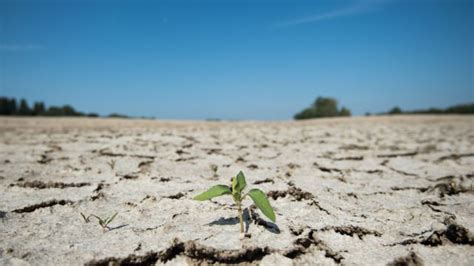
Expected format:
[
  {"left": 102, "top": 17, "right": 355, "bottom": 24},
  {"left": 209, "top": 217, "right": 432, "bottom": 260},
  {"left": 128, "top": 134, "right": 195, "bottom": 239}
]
[
  {"left": 62, "top": 105, "right": 78, "bottom": 116},
  {"left": 18, "top": 99, "right": 31, "bottom": 115},
  {"left": 0, "top": 97, "right": 12, "bottom": 115},
  {"left": 294, "top": 108, "right": 318, "bottom": 120},
  {"left": 312, "top": 97, "right": 339, "bottom": 117},
  {"left": 87, "top": 113, "right": 99, "bottom": 117},
  {"left": 339, "top": 107, "right": 351, "bottom": 117},
  {"left": 8, "top": 98, "right": 17, "bottom": 114},
  {"left": 43, "top": 106, "right": 63, "bottom": 116},
  {"left": 421, "top": 108, "right": 443, "bottom": 114},
  {"left": 294, "top": 96, "right": 351, "bottom": 120},
  {"left": 108, "top": 113, "right": 128, "bottom": 118},
  {"left": 32, "top": 101, "right": 46, "bottom": 115},
  {"left": 0, "top": 98, "right": 6, "bottom": 115},
  {"left": 388, "top": 106, "right": 402, "bottom": 115},
  {"left": 365, "top": 112, "right": 372, "bottom": 116},
  {"left": 43, "top": 105, "right": 83, "bottom": 116},
  {"left": 445, "top": 103, "right": 474, "bottom": 114}
]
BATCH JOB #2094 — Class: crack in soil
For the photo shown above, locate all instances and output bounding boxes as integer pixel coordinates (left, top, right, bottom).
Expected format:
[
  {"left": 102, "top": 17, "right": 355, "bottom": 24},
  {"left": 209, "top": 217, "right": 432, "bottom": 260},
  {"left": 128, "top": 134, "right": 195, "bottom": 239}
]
[
  {"left": 431, "top": 179, "right": 473, "bottom": 197},
  {"left": 319, "top": 225, "right": 382, "bottom": 239},
  {"left": 391, "top": 186, "right": 429, "bottom": 192},
  {"left": 267, "top": 183, "right": 330, "bottom": 215},
  {"left": 12, "top": 199, "right": 74, "bottom": 213},
  {"left": 267, "top": 184, "right": 315, "bottom": 201},
  {"left": 386, "top": 223, "right": 474, "bottom": 247},
  {"left": 86, "top": 229, "right": 345, "bottom": 265},
  {"left": 421, "top": 200, "right": 457, "bottom": 221},
  {"left": 37, "top": 154, "right": 53, "bottom": 164},
  {"left": 94, "top": 148, "right": 155, "bottom": 160},
  {"left": 253, "top": 178, "right": 274, "bottom": 184},
  {"left": 338, "top": 144, "right": 369, "bottom": 150},
  {"left": 387, "top": 252, "right": 424, "bottom": 266},
  {"left": 409, "top": 176, "right": 474, "bottom": 197},
  {"left": 421, "top": 223, "right": 474, "bottom": 246},
  {"left": 175, "top": 156, "right": 199, "bottom": 162},
  {"left": 120, "top": 174, "right": 139, "bottom": 180},
  {"left": 10, "top": 180, "right": 90, "bottom": 189},
  {"left": 377, "top": 151, "right": 418, "bottom": 158},
  {"left": 386, "top": 166, "right": 419, "bottom": 177},
  {"left": 137, "top": 160, "right": 153, "bottom": 174},
  {"left": 313, "top": 162, "right": 343, "bottom": 174},
  {"left": 164, "top": 192, "right": 186, "bottom": 200},
  {"left": 435, "top": 153, "right": 474, "bottom": 163},
  {"left": 332, "top": 156, "right": 364, "bottom": 161},
  {"left": 85, "top": 239, "right": 270, "bottom": 265},
  {"left": 89, "top": 183, "right": 108, "bottom": 201},
  {"left": 284, "top": 230, "right": 344, "bottom": 263}
]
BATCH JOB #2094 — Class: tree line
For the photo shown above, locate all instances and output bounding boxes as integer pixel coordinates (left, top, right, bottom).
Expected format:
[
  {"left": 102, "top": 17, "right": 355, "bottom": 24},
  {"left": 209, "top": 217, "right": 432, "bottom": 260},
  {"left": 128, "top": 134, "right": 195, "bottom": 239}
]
[
  {"left": 294, "top": 96, "right": 474, "bottom": 120},
  {"left": 0, "top": 97, "right": 130, "bottom": 118},
  {"left": 383, "top": 104, "right": 474, "bottom": 115}
]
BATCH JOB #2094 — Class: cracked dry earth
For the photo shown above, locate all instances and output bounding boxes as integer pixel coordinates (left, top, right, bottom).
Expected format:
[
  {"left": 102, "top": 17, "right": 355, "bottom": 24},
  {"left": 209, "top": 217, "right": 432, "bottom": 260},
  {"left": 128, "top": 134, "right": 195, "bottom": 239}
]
[{"left": 0, "top": 116, "right": 473, "bottom": 265}]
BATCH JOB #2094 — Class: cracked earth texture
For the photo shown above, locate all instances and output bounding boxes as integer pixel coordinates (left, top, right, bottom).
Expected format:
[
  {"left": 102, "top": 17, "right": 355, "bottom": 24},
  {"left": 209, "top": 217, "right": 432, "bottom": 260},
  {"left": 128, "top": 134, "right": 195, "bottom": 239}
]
[{"left": 0, "top": 116, "right": 473, "bottom": 265}]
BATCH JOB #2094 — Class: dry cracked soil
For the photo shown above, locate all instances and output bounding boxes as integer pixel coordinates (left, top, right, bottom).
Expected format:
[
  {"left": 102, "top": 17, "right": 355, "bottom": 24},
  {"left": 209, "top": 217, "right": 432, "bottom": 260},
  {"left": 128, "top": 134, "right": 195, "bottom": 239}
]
[{"left": 0, "top": 116, "right": 473, "bottom": 265}]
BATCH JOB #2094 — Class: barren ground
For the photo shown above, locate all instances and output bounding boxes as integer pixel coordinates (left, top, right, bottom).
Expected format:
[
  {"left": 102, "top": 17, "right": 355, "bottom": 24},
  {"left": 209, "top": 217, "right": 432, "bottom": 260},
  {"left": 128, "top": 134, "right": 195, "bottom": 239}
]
[{"left": 0, "top": 116, "right": 473, "bottom": 265}]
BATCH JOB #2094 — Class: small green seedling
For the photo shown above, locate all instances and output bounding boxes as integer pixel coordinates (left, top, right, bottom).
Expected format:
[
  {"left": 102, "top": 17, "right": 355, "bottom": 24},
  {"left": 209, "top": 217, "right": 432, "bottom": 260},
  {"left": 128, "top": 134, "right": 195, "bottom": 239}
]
[
  {"left": 81, "top": 212, "right": 118, "bottom": 232},
  {"left": 194, "top": 171, "right": 275, "bottom": 233}
]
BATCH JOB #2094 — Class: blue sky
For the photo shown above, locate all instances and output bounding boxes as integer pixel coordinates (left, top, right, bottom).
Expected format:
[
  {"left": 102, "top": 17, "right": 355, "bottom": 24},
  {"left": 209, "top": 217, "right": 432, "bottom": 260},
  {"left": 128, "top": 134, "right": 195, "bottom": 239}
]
[{"left": 1, "top": 0, "right": 473, "bottom": 119}]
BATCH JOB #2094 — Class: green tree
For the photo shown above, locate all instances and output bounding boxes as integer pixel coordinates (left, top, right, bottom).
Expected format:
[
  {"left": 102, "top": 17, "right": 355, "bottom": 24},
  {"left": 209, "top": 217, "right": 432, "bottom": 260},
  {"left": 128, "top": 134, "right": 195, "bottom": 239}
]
[
  {"left": 295, "top": 96, "right": 351, "bottom": 120},
  {"left": 1, "top": 98, "right": 18, "bottom": 115},
  {"left": 312, "top": 97, "right": 339, "bottom": 117},
  {"left": 294, "top": 108, "right": 317, "bottom": 120},
  {"left": 388, "top": 106, "right": 402, "bottom": 115},
  {"left": 339, "top": 107, "right": 351, "bottom": 117},
  {"left": 445, "top": 103, "right": 474, "bottom": 114},
  {"left": 18, "top": 99, "right": 31, "bottom": 115},
  {"left": 9, "top": 98, "right": 18, "bottom": 114},
  {"left": 62, "top": 105, "right": 78, "bottom": 116},
  {"left": 108, "top": 113, "right": 128, "bottom": 118},
  {"left": 32, "top": 102, "right": 46, "bottom": 115},
  {"left": 44, "top": 106, "right": 63, "bottom": 116}
]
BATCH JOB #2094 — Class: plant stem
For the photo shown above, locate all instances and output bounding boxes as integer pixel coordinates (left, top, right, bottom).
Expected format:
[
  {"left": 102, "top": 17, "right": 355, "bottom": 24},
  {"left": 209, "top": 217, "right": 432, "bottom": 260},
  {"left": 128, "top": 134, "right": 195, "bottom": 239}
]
[{"left": 237, "top": 201, "right": 244, "bottom": 233}]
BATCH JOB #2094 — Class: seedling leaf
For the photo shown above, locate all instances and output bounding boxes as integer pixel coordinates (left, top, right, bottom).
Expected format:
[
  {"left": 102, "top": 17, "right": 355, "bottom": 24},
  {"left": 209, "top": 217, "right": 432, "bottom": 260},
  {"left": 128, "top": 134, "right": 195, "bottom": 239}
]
[
  {"left": 106, "top": 212, "right": 118, "bottom": 225},
  {"left": 234, "top": 171, "right": 247, "bottom": 194},
  {"left": 81, "top": 212, "right": 88, "bottom": 223},
  {"left": 193, "top": 185, "right": 232, "bottom": 201},
  {"left": 98, "top": 218, "right": 105, "bottom": 226},
  {"left": 248, "top": 188, "right": 276, "bottom": 222}
]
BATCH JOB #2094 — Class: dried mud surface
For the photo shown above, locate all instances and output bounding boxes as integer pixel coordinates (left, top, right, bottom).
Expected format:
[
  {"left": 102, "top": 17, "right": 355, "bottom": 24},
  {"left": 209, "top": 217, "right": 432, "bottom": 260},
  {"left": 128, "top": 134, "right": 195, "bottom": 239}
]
[{"left": 0, "top": 116, "right": 473, "bottom": 265}]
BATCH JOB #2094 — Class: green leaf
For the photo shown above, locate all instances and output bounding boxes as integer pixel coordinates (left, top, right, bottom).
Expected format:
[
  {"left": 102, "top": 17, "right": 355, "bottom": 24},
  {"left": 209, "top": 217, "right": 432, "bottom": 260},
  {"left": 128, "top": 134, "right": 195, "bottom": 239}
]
[
  {"left": 98, "top": 218, "right": 105, "bottom": 226},
  {"left": 106, "top": 212, "right": 118, "bottom": 225},
  {"left": 248, "top": 189, "right": 276, "bottom": 222},
  {"left": 232, "top": 171, "right": 247, "bottom": 194},
  {"left": 193, "top": 185, "right": 232, "bottom": 201},
  {"left": 80, "top": 212, "right": 88, "bottom": 223}
]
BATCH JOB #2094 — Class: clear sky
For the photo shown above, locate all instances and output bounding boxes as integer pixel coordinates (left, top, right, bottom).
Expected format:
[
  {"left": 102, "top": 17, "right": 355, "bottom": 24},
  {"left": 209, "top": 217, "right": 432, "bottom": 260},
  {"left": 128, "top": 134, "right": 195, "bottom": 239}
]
[{"left": 1, "top": 0, "right": 473, "bottom": 120}]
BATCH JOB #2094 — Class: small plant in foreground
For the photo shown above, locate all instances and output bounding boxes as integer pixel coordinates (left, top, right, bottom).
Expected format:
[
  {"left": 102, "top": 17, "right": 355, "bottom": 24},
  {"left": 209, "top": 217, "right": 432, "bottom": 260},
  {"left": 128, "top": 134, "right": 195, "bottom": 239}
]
[
  {"left": 106, "top": 159, "right": 116, "bottom": 170},
  {"left": 81, "top": 212, "right": 118, "bottom": 232},
  {"left": 193, "top": 171, "right": 276, "bottom": 233}
]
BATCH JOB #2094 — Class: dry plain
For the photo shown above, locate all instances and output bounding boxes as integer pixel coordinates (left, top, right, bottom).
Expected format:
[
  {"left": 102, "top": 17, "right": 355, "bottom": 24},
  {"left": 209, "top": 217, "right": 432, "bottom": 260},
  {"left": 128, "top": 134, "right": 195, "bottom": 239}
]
[{"left": 0, "top": 116, "right": 473, "bottom": 265}]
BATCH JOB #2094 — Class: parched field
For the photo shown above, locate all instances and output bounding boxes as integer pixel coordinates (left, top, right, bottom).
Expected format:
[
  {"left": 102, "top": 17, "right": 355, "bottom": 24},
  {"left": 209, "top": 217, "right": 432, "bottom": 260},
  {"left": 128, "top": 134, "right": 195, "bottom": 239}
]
[{"left": 0, "top": 116, "right": 473, "bottom": 265}]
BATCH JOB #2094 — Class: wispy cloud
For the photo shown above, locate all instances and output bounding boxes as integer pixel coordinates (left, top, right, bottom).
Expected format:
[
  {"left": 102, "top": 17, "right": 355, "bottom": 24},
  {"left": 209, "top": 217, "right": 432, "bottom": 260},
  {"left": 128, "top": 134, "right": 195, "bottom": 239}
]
[
  {"left": 0, "top": 44, "right": 43, "bottom": 51},
  {"left": 274, "top": 1, "right": 386, "bottom": 28}
]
